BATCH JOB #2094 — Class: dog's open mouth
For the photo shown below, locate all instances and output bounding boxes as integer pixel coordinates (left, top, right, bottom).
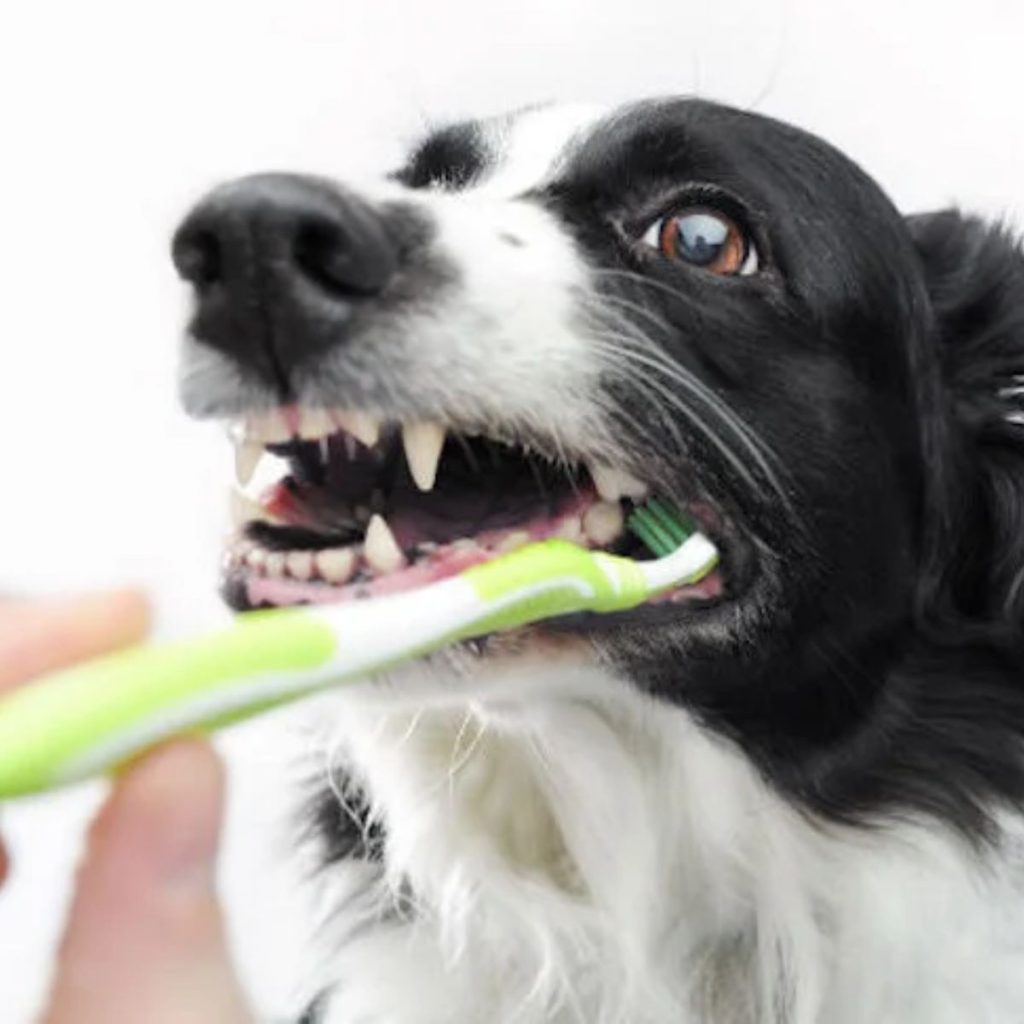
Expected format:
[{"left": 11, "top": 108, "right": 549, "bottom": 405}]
[{"left": 221, "top": 407, "right": 727, "bottom": 613}]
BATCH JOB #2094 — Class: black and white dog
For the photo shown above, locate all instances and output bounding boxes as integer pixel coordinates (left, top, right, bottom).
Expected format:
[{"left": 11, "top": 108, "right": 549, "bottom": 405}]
[{"left": 172, "top": 99, "right": 1024, "bottom": 1023}]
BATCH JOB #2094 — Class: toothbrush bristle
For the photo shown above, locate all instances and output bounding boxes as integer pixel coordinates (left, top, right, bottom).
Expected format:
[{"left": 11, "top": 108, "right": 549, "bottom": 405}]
[{"left": 627, "top": 498, "right": 694, "bottom": 557}]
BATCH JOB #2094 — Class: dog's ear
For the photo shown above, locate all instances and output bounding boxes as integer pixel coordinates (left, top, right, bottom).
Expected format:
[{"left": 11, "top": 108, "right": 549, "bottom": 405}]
[{"left": 906, "top": 210, "right": 1024, "bottom": 641}]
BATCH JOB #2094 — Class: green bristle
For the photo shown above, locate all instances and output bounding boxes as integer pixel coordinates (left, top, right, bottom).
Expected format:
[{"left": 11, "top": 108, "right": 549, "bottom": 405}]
[
  {"left": 627, "top": 498, "right": 694, "bottom": 557},
  {"left": 646, "top": 498, "right": 692, "bottom": 543},
  {"left": 627, "top": 510, "right": 668, "bottom": 555}
]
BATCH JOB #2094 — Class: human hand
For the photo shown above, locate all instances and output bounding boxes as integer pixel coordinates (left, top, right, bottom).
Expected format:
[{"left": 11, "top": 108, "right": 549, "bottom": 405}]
[{"left": 0, "top": 592, "right": 251, "bottom": 1024}]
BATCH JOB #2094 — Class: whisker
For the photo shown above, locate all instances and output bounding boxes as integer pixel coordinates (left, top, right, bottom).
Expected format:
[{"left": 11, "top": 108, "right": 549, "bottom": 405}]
[
  {"left": 446, "top": 711, "right": 489, "bottom": 802},
  {"left": 587, "top": 329, "right": 783, "bottom": 499},
  {"left": 576, "top": 287, "right": 794, "bottom": 507}
]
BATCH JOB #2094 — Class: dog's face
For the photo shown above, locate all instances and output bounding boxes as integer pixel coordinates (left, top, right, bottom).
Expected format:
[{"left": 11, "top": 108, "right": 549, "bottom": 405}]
[{"left": 173, "top": 99, "right": 938, "bottom": 759}]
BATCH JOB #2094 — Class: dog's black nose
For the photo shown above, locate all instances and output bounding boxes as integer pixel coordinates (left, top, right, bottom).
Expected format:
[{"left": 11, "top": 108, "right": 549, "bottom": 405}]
[{"left": 172, "top": 173, "right": 397, "bottom": 388}]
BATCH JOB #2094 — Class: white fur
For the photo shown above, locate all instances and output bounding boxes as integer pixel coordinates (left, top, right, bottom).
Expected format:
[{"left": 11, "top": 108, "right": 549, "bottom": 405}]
[
  {"left": 294, "top": 657, "right": 1024, "bottom": 1023},
  {"left": 474, "top": 104, "right": 607, "bottom": 198}
]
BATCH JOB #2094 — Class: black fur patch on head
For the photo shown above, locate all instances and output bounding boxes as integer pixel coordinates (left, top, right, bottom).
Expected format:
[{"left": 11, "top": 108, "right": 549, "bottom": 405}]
[{"left": 394, "top": 121, "right": 491, "bottom": 190}]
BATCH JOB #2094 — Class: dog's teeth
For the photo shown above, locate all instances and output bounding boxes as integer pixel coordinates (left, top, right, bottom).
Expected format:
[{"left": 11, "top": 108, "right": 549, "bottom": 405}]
[
  {"left": 554, "top": 516, "right": 585, "bottom": 544},
  {"left": 229, "top": 488, "right": 264, "bottom": 528},
  {"left": 229, "top": 486, "right": 283, "bottom": 528},
  {"left": 285, "top": 551, "right": 315, "bottom": 581},
  {"left": 589, "top": 464, "right": 649, "bottom": 502},
  {"left": 246, "top": 410, "right": 292, "bottom": 444},
  {"left": 402, "top": 421, "right": 446, "bottom": 492},
  {"left": 246, "top": 547, "right": 268, "bottom": 572},
  {"left": 316, "top": 547, "right": 357, "bottom": 584},
  {"left": 334, "top": 411, "right": 380, "bottom": 448},
  {"left": 234, "top": 441, "right": 263, "bottom": 487},
  {"left": 364, "top": 514, "right": 406, "bottom": 574},
  {"left": 495, "top": 530, "right": 531, "bottom": 554},
  {"left": 230, "top": 539, "right": 253, "bottom": 561},
  {"left": 583, "top": 501, "right": 625, "bottom": 546},
  {"left": 298, "top": 407, "right": 335, "bottom": 440},
  {"left": 265, "top": 552, "right": 287, "bottom": 579}
]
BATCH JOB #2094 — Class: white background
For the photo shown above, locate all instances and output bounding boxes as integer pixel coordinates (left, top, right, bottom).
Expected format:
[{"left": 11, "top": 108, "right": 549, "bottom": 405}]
[{"left": 1, "top": 0, "right": 1022, "bottom": 1019}]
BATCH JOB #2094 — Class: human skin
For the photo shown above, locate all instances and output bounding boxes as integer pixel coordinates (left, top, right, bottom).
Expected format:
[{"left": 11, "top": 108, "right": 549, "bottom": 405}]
[{"left": 0, "top": 592, "right": 252, "bottom": 1024}]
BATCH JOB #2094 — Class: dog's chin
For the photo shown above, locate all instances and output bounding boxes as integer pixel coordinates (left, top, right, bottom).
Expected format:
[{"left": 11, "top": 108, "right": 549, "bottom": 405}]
[{"left": 216, "top": 404, "right": 754, "bottom": 650}]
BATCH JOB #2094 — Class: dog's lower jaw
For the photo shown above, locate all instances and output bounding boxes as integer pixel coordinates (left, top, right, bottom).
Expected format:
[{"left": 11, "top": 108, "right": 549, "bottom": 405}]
[{"left": 296, "top": 659, "right": 1024, "bottom": 1024}]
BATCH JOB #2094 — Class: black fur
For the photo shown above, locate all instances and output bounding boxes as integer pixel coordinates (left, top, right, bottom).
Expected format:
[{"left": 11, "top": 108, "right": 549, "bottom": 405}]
[
  {"left": 304, "top": 776, "right": 384, "bottom": 865},
  {"left": 394, "top": 120, "right": 490, "bottom": 191},
  {"left": 524, "top": 101, "right": 1024, "bottom": 840}
]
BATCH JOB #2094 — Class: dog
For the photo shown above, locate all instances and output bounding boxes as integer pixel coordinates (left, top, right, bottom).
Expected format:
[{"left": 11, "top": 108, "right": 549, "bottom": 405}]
[{"left": 172, "top": 98, "right": 1024, "bottom": 1023}]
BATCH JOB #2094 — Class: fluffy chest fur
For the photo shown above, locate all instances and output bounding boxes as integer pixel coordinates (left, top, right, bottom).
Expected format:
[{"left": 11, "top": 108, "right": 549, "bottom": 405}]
[{"left": 299, "top": 661, "right": 1024, "bottom": 1024}]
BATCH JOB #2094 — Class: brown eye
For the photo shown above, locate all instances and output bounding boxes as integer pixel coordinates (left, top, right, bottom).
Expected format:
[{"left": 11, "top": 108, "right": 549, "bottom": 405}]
[{"left": 643, "top": 207, "right": 758, "bottom": 276}]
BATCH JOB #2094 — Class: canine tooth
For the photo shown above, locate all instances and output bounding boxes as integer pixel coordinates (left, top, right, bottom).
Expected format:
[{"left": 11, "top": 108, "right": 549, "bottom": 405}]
[
  {"left": 224, "top": 418, "right": 246, "bottom": 445},
  {"left": 286, "top": 551, "right": 315, "bottom": 580},
  {"left": 316, "top": 547, "right": 357, "bottom": 584},
  {"left": 334, "top": 411, "right": 380, "bottom": 448},
  {"left": 364, "top": 514, "right": 406, "bottom": 573},
  {"left": 583, "top": 501, "right": 625, "bottom": 546},
  {"left": 247, "top": 410, "right": 292, "bottom": 443},
  {"left": 246, "top": 547, "right": 268, "bottom": 571},
  {"left": 229, "top": 489, "right": 263, "bottom": 528},
  {"left": 589, "top": 464, "right": 648, "bottom": 502},
  {"left": 402, "top": 421, "right": 446, "bottom": 492},
  {"left": 495, "top": 530, "right": 531, "bottom": 554},
  {"left": 266, "top": 552, "right": 286, "bottom": 578},
  {"left": 234, "top": 441, "right": 263, "bottom": 487},
  {"left": 299, "top": 408, "right": 335, "bottom": 440},
  {"left": 555, "top": 517, "right": 585, "bottom": 544}
]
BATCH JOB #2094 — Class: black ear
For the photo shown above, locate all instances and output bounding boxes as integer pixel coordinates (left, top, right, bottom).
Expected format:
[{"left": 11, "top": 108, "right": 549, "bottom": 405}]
[{"left": 907, "top": 210, "right": 1024, "bottom": 641}]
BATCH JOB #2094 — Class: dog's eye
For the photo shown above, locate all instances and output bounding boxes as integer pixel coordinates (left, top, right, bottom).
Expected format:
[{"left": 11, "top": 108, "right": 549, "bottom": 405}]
[{"left": 643, "top": 208, "right": 758, "bottom": 276}]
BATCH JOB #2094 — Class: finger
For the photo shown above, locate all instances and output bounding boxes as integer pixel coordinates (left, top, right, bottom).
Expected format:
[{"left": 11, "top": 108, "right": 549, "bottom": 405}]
[
  {"left": 42, "top": 740, "right": 251, "bottom": 1024},
  {"left": 0, "top": 590, "right": 149, "bottom": 693}
]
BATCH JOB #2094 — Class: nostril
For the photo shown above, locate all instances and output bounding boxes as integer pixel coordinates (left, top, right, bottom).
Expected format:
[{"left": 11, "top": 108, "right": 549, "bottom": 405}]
[
  {"left": 292, "top": 213, "right": 395, "bottom": 298},
  {"left": 172, "top": 226, "right": 222, "bottom": 287},
  {"left": 293, "top": 218, "right": 351, "bottom": 293}
]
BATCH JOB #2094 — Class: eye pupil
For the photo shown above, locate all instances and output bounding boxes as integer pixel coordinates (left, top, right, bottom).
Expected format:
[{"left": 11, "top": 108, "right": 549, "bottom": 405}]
[
  {"left": 649, "top": 205, "right": 754, "bottom": 276},
  {"left": 676, "top": 213, "right": 729, "bottom": 266}
]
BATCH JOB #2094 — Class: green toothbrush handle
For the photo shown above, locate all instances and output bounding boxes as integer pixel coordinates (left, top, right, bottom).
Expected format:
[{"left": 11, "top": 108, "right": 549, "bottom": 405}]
[
  {"left": 0, "top": 538, "right": 705, "bottom": 798},
  {"left": 0, "top": 606, "right": 341, "bottom": 798}
]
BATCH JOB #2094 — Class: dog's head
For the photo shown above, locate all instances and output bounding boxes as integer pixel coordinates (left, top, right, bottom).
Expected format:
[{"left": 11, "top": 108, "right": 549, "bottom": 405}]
[{"left": 173, "top": 99, "right": 1024, "bottom": 786}]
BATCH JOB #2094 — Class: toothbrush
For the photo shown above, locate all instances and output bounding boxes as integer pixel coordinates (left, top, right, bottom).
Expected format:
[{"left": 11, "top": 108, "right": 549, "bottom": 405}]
[{"left": 0, "top": 502, "right": 717, "bottom": 799}]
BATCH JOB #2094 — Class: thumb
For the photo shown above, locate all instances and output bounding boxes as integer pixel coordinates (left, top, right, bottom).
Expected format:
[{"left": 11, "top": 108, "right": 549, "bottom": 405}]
[{"left": 41, "top": 740, "right": 251, "bottom": 1024}]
